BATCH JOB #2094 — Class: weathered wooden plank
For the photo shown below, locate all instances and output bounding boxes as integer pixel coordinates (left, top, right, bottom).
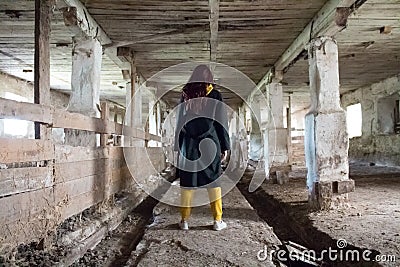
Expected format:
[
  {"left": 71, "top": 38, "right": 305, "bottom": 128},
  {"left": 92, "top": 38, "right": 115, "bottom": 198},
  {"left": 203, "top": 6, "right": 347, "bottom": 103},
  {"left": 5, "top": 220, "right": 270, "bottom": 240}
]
[
  {"left": 59, "top": 2, "right": 110, "bottom": 45},
  {"left": 59, "top": 0, "right": 130, "bottom": 70},
  {"left": 0, "top": 187, "right": 56, "bottom": 225},
  {"left": 54, "top": 159, "right": 109, "bottom": 183},
  {"left": 0, "top": 97, "right": 52, "bottom": 124},
  {"left": 54, "top": 145, "right": 109, "bottom": 163},
  {"left": 0, "top": 166, "right": 52, "bottom": 197},
  {"left": 146, "top": 133, "right": 162, "bottom": 142},
  {"left": 56, "top": 174, "right": 106, "bottom": 199},
  {"left": 52, "top": 109, "right": 151, "bottom": 139},
  {"left": 52, "top": 110, "right": 109, "bottom": 133},
  {"left": 0, "top": 169, "right": 124, "bottom": 226},
  {"left": 0, "top": 139, "right": 54, "bottom": 164},
  {"left": 209, "top": 0, "right": 219, "bottom": 62},
  {"left": 57, "top": 187, "right": 105, "bottom": 220}
]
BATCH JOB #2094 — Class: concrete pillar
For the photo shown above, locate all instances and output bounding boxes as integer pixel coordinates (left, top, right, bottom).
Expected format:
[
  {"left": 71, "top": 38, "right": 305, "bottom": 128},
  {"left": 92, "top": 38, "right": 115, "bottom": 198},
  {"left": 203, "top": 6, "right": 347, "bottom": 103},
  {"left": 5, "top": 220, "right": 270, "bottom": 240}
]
[
  {"left": 266, "top": 81, "right": 289, "bottom": 181},
  {"left": 131, "top": 82, "right": 142, "bottom": 128},
  {"left": 125, "top": 82, "right": 131, "bottom": 127},
  {"left": 238, "top": 106, "right": 248, "bottom": 169},
  {"left": 147, "top": 99, "right": 156, "bottom": 147},
  {"left": 305, "top": 37, "right": 354, "bottom": 210},
  {"left": 228, "top": 110, "right": 237, "bottom": 169},
  {"left": 65, "top": 36, "right": 102, "bottom": 147},
  {"left": 125, "top": 78, "right": 144, "bottom": 147},
  {"left": 259, "top": 98, "right": 269, "bottom": 178},
  {"left": 67, "top": 36, "right": 102, "bottom": 117},
  {"left": 249, "top": 98, "right": 263, "bottom": 161}
]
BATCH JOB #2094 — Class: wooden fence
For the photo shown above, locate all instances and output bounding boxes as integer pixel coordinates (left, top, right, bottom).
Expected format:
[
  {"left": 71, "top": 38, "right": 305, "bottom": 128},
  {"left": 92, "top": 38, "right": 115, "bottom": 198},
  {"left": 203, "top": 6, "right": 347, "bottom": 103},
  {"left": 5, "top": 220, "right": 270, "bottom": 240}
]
[{"left": 0, "top": 97, "right": 165, "bottom": 253}]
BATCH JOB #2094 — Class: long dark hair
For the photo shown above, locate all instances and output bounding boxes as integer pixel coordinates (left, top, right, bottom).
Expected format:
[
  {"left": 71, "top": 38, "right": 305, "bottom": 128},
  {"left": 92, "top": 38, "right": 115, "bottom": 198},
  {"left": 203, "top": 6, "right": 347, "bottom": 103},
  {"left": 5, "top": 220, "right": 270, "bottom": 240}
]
[
  {"left": 181, "top": 65, "right": 214, "bottom": 113},
  {"left": 182, "top": 65, "right": 214, "bottom": 101}
]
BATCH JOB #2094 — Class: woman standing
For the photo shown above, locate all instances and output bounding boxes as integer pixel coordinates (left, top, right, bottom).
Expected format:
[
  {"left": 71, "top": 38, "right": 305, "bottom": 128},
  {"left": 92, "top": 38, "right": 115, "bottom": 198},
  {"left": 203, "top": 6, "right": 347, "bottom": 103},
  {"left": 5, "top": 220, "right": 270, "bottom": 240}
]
[{"left": 174, "top": 65, "right": 230, "bottom": 231}]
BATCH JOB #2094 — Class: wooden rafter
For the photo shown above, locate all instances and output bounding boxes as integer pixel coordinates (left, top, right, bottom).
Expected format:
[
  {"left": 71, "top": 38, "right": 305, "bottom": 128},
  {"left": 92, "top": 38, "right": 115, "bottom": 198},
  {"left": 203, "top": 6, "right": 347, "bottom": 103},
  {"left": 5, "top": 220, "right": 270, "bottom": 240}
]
[
  {"left": 257, "top": 0, "right": 366, "bottom": 87},
  {"left": 59, "top": 0, "right": 130, "bottom": 70},
  {"left": 104, "top": 26, "right": 207, "bottom": 49}
]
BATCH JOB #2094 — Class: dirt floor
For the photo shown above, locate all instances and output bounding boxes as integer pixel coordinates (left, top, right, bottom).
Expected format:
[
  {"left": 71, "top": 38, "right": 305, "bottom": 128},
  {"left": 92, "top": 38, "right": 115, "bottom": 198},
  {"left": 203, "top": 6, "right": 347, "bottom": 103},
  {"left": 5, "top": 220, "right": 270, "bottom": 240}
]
[
  {"left": 1, "top": 163, "right": 399, "bottom": 267},
  {"left": 258, "top": 163, "right": 400, "bottom": 267}
]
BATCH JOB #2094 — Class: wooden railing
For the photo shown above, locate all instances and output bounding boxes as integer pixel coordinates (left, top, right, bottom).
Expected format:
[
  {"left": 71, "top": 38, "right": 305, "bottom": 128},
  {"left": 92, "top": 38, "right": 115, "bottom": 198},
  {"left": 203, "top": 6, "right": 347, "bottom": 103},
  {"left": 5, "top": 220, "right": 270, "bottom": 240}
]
[
  {"left": 0, "top": 97, "right": 161, "bottom": 142},
  {"left": 0, "top": 97, "right": 165, "bottom": 253}
]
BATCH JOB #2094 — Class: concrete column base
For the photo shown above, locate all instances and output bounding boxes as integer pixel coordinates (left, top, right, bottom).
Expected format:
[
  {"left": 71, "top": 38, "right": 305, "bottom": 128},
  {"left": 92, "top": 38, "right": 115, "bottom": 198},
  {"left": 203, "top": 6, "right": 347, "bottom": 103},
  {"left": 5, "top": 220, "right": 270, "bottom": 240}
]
[
  {"left": 269, "top": 165, "right": 291, "bottom": 185},
  {"left": 309, "top": 179, "right": 355, "bottom": 210}
]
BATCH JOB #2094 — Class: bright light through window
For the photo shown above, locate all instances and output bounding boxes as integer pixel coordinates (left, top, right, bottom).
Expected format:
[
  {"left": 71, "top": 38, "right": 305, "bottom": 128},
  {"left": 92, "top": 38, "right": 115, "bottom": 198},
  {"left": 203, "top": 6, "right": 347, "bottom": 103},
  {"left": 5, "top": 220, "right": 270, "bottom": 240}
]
[
  {"left": 3, "top": 92, "right": 29, "bottom": 137},
  {"left": 346, "top": 103, "right": 362, "bottom": 138}
]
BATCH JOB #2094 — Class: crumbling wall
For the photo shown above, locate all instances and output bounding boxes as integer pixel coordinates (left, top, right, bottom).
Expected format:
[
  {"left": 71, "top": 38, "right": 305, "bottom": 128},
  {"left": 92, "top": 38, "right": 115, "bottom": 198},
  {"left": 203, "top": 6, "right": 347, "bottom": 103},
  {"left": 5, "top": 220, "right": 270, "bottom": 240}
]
[{"left": 341, "top": 74, "right": 400, "bottom": 166}]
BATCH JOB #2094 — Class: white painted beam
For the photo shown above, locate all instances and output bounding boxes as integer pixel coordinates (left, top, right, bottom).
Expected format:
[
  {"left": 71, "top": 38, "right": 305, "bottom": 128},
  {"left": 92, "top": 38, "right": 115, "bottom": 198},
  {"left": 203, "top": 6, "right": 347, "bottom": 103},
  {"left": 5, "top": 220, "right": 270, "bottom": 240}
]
[{"left": 209, "top": 0, "right": 219, "bottom": 62}]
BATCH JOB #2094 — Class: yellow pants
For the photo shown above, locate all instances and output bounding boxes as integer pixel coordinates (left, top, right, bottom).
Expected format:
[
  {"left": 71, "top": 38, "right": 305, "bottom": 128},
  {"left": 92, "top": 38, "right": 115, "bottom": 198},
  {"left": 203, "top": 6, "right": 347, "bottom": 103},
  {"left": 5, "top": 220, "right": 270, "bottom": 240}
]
[{"left": 180, "top": 187, "right": 223, "bottom": 221}]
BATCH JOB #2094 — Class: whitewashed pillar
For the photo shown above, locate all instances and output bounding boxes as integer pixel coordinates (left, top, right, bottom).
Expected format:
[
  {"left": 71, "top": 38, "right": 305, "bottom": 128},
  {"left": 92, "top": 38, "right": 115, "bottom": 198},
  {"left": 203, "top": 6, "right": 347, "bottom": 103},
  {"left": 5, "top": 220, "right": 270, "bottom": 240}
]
[
  {"left": 65, "top": 36, "right": 102, "bottom": 147},
  {"left": 266, "top": 82, "right": 289, "bottom": 168},
  {"left": 305, "top": 37, "right": 354, "bottom": 210},
  {"left": 67, "top": 36, "right": 102, "bottom": 117}
]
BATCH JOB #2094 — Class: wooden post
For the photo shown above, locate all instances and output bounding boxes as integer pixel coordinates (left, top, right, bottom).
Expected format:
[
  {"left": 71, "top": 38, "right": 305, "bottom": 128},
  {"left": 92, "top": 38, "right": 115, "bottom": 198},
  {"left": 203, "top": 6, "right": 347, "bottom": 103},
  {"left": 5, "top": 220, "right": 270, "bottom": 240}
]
[
  {"left": 100, "top": 102, "right": 109, "bottom": 147},
  {"left": 287, "top": 93, "right": 293, "bottom": 165},
  {"left": 144, "top": 120, "right": 149, "bottom": 147},
  {"left": 209, "top": 0, "right": 219, "bottom": 62},
  {"left": 113, "top": 105, "right": 118, "bottom": 122},
  {"left": 130, "top": 61, "right": 136, "bottom": 128},
  {"left": 33, "top": 1, "right": 53, "bottom": 249},
  {"left": 34, "top": 0, "right": 52, "bottom": 139}
]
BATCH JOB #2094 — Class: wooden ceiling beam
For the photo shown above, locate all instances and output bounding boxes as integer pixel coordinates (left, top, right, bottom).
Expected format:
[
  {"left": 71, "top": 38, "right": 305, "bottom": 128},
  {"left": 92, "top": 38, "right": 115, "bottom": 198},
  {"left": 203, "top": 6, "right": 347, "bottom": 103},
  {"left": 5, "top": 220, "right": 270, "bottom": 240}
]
[
  {"left": 274, "top": 0, "right": 363, "bottom": 72},
  {"left": 59, "top": 0, "right": 130, "bottom": 70},
  {"left": 103, "top": 26, "right": 207, "bottom": 49},
  {"left": 209, "top": 0, "right": 219, "bottom": 62},
  {"left": 257, "top": 0, "right": 367, "bottom": 88}
]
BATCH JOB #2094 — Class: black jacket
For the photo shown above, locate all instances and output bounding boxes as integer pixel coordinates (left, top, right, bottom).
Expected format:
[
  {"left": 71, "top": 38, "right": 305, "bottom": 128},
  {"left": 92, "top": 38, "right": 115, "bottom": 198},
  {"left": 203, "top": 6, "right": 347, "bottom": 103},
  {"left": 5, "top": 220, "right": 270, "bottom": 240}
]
[{"left": 174, "top": 89, "right": 230, "bottom": 188}]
